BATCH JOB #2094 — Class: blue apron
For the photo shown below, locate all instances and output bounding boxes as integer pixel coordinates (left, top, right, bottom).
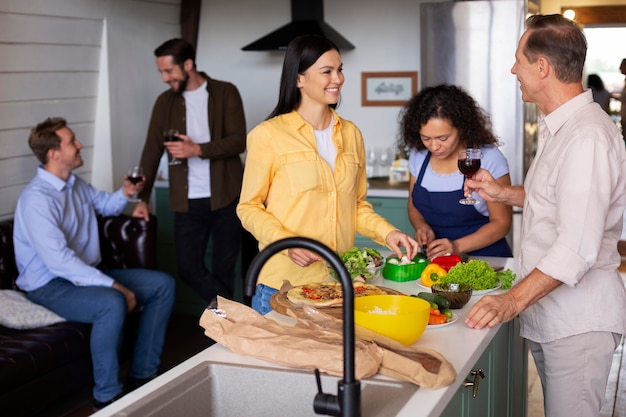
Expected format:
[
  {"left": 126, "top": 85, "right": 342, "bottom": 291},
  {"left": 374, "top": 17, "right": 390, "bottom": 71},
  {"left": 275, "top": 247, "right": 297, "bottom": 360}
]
[{"left": 412, "top": 153, "right": 512, "bottom": 257}]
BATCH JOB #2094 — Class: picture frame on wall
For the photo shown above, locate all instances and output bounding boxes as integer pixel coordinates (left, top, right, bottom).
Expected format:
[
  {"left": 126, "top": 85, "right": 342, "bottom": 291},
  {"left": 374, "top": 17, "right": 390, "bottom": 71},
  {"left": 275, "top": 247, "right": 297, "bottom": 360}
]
[{"left": 361, "top": 71, "right": 418, "bottom": 106}]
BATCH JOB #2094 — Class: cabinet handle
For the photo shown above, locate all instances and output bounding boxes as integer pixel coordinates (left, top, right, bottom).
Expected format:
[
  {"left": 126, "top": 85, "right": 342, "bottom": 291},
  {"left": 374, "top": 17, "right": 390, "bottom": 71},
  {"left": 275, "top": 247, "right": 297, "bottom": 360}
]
[
  {"left": 463, "top": 368, "right": 485, "bottom": 398},
  {"left": 370, "top": 202, "right": 383, "bottom": 207}
]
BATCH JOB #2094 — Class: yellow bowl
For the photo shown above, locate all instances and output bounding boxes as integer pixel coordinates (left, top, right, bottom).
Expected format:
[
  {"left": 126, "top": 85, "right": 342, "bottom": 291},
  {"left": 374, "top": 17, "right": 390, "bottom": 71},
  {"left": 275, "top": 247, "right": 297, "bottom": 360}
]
[{"left": 354, "top": 295, "right": 430, "bottom": 346}]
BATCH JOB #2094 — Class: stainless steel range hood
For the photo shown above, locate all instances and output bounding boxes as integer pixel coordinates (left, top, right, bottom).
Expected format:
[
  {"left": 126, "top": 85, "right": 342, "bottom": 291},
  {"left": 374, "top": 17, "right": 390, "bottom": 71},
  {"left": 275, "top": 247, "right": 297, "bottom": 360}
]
[{"left": 242, "top": 0, "right": 355, "bottom": 51}]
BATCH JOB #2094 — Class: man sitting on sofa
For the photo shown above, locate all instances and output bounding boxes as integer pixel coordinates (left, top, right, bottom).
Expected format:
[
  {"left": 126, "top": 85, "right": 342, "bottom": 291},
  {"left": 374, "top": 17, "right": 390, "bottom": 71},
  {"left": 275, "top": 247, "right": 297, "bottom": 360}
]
[{"left": 13, "top": 117, "right": 176, "bottom": 409}]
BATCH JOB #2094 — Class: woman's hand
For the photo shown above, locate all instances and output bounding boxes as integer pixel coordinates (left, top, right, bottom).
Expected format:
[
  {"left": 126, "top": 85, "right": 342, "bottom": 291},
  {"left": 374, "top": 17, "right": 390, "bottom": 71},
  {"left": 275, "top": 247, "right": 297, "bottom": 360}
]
[
  {"left": 385, "top": 230, "right": 419, "bottom": 259},
  {"left": 414, "top": 226, "right": 435, "bottom": 248},
  {"left": 424, "top": 238, "right": 456, "bottom": 260},
  {"left": 287, "top": 248, "right": 322, "bottom": 267}
]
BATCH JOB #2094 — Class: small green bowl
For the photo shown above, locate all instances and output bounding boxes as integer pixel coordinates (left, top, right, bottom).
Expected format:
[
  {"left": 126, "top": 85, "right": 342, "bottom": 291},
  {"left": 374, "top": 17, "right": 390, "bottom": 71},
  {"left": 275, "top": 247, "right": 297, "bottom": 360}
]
[{"left": 382, "top": 256, "right": 428, "bottom": 282}]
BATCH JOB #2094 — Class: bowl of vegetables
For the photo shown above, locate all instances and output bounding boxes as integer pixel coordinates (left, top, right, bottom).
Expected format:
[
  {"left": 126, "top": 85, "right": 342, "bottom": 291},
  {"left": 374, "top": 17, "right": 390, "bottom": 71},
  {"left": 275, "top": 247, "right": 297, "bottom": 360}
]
[
  {"left": 383, "top": 254, "right": 428, "bottom": 282},
  {"left": 328, "top": 247, "right": 385, "bottom": 283},
  {"left": 431, "top": 283, "right": 473, "bottom": 309}
]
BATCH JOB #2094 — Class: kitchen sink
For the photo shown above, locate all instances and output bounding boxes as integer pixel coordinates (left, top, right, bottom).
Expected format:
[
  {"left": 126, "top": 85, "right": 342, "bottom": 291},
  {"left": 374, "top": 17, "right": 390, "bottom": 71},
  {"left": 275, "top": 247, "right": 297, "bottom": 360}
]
[{"left": 110, "top": 361, "right": 418, "bottom": 417}]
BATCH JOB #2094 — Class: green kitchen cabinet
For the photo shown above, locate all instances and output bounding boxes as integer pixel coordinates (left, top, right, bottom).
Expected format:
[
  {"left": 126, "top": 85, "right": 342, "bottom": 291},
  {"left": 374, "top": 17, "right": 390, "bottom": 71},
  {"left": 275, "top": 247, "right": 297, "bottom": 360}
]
[
  {"left": 440, "top": 319, "right": 528, "bottom": 417},
  {"left": 354, "top": 196, "right": 414, "bottom": 250}
]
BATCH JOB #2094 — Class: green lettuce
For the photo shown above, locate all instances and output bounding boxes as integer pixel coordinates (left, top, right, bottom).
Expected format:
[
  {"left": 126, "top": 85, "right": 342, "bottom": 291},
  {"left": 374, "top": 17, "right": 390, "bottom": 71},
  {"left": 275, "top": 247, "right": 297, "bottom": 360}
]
[
  {"left": 329, "top": 247, "right": 384, "bottom": 281},
  {"left": 439, "top": 259, "right": 516, "bottom": 290}
]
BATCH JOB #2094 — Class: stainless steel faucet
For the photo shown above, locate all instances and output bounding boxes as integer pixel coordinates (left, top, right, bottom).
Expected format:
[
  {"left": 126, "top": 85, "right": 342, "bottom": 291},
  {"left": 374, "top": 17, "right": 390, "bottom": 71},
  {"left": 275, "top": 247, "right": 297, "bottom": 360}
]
[{"left": 244, "top": 237, "right": 361, "bottom": 417}]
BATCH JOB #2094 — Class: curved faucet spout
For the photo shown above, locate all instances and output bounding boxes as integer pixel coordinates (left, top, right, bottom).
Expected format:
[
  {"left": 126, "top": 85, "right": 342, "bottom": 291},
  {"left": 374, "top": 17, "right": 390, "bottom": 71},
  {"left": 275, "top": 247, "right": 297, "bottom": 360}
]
[{"left": 244, "top": 237, "right": 360, "bottom": 417}]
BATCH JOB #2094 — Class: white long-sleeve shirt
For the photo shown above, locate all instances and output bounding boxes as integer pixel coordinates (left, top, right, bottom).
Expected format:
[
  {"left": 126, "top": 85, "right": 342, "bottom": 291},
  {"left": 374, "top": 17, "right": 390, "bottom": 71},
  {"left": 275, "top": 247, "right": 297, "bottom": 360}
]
[{"left": 520, "top": 90, "right": 626, "bottom": 343}]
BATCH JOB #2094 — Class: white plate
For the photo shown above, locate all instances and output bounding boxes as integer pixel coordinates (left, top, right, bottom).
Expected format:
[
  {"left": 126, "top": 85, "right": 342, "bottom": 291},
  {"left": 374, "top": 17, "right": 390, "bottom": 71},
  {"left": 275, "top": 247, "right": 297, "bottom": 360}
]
[
  {"left": 428, "top": 313, "right": 458, "bottom": 328},
  {"left": 415, "top": 279, "right": 501, "bottom": 295}
]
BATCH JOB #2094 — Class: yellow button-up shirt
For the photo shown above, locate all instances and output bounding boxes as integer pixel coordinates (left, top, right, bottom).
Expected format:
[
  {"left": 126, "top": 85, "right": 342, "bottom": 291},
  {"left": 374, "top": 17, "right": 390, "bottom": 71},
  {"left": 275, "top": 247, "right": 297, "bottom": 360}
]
[{"left": 237, "top": 110, "right": 397, "bottom": 289}]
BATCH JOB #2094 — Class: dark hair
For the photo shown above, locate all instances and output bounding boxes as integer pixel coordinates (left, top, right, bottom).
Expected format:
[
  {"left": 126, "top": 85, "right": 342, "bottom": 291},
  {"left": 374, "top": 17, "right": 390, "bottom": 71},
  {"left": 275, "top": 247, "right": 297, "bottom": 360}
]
[
  {"left": 523, "top": 14, "right": 587, "bottom": 84},
  {"left": 29, "top": 117, "right": 67, "bottom": 164},
  {"left": 587, "top": 74, "right": 606, "bottom": 91},
  {"left": 268, "top": 35, "right": 340, "bottom": 119},
  {"left": 397, "top": 85, "right": 499, "bottom": 152},
  {"left": 154, "top": 38, "right": 196, "bottom": 68}
]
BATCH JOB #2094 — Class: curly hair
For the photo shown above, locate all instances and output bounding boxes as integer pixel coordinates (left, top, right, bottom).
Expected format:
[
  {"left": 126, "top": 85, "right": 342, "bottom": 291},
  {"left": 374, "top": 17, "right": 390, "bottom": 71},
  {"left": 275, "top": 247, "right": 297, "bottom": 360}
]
[{"left": 397, "top": 84, "right": 499, "bottom": 152}]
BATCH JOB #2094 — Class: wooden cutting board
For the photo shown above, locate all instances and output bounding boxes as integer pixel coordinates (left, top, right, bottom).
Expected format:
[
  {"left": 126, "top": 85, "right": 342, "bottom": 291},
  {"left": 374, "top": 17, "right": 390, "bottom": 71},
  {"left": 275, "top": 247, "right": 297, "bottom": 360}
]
[{"left": 270, "top": 286, "right": 404, "bottom": 320}]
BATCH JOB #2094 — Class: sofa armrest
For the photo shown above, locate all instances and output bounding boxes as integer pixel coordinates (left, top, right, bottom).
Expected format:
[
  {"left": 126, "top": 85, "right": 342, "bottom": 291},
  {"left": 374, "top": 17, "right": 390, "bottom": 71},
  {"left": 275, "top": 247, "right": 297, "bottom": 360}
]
[
  {"left": 0, "top": 220, "right": 17, "bottom": 290},
  {"left": 97, "top": 214, "right": 158, "bottom": 270}
]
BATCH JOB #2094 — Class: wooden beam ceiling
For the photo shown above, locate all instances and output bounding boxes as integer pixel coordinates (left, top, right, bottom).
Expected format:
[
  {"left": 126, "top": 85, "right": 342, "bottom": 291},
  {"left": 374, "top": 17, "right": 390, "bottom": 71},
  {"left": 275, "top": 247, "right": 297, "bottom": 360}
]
[{"left": 561, "top": 6, "right": 626, "bottom": 24}]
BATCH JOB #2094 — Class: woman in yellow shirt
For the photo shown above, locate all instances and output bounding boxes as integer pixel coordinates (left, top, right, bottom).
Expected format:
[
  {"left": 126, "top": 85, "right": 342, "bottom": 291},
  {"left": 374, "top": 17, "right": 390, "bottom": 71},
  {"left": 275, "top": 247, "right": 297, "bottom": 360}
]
[{"left": 237, "top": 35, "right": 418, "bottom": 314}]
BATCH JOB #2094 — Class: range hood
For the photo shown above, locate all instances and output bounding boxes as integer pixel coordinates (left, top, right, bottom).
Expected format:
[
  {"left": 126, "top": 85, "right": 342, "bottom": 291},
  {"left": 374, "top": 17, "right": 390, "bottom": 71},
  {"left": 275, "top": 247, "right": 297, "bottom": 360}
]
[{"left": 242, "top": 0, "right": 355, "bottom": 51}]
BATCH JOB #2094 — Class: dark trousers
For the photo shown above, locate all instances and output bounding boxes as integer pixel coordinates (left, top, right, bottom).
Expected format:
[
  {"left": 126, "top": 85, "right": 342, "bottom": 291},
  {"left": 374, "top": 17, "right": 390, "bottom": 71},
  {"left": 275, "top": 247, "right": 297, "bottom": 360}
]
[{"left": 174, "top": 198, "right": 241, "bottom": 303}]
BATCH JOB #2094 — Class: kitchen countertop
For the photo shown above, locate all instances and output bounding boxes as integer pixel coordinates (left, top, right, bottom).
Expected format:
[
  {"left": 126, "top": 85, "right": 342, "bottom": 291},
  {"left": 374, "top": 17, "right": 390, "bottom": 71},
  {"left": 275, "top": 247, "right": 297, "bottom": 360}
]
[
  {"left": 94, "top": 256, "right": 519, "bottom": 417},
  {"left": 367, "top": 177, "right": 409, "bottom": 198}
]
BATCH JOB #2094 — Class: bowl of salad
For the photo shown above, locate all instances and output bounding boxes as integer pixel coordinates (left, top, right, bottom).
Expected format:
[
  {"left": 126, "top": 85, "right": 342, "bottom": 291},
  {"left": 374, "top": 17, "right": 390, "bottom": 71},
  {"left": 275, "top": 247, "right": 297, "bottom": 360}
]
[{"left": 328, "top": 247, "right": 385, "bottom": 283}]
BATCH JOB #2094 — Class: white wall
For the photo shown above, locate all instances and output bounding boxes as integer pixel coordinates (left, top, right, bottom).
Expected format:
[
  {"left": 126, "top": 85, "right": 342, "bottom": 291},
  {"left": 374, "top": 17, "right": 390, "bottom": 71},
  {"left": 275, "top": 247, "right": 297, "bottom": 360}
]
[{"left": 197, "top": 0, "right": 435, "bottom": 157}]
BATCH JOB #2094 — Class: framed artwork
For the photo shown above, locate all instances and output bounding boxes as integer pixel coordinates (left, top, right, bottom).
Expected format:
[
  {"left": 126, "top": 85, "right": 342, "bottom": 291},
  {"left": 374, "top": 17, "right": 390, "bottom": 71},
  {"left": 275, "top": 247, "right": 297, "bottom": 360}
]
[{"left": 361, "top": 71, "right": 418, "bottom": 106}]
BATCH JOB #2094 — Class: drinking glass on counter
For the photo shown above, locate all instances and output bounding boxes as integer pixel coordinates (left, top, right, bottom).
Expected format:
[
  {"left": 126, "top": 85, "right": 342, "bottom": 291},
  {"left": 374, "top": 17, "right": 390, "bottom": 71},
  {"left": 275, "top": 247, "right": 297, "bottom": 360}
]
[
  {"left": 163, "top": 129, "right": 182, "bottom": 166},
  {"left": 458, "top": 148, "right": 481, "bottom": 205},
  {"left": 127, "top": 165, "right": 143, "bottom": 202}
]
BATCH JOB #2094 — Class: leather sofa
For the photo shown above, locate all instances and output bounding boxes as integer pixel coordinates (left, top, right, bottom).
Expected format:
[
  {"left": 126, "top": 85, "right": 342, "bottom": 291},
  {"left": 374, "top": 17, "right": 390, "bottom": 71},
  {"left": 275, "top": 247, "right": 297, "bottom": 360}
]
[{"left": 0, "top": 214, "right": 158, "bottom": 417}]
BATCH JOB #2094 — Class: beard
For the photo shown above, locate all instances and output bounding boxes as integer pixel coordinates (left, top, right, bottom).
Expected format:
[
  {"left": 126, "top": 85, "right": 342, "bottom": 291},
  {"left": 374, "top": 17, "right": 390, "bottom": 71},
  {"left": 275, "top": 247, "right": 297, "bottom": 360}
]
[{"left": 170, "top": 70, "right": 190, "bottom": 93}]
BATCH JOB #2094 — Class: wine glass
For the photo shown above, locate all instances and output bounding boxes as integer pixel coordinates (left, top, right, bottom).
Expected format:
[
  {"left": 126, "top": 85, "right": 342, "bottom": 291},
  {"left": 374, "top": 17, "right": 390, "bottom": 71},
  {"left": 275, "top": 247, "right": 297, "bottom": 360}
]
[
  {"left": 163, "top": 129, "right": 182, "bottom": 166},
  {"left": 378, "top": 147, "right": 392, "bottom": 174},
  {"left": 366, "top": 148, "right": 378, "bottom": 178},
  {"left": 458, "top": 148, "right": 481, "bottom": 205},
  {"left": 127, "top": 166, "right": 143, "bottom": 203}
]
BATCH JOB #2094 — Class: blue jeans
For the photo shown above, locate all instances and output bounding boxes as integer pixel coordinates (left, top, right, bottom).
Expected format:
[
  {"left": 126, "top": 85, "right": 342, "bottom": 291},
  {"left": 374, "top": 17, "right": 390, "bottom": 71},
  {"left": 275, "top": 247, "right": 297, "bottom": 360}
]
[
  {"left": 174, "top": 198, "right": 241, "bottom": 303},
  {"left": 27, "top": 269, "right": 175, "bottom": 403},
  {"left": 251, "top": 284, "right": 278, "bottom": 315}
]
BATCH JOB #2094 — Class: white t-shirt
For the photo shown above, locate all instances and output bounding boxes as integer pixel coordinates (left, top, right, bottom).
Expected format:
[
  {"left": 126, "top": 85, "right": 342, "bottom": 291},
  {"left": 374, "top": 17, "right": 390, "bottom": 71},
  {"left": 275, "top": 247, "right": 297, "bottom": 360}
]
[
  {"left": 183, "top": 81, "right": 212, "bottom": 198},
  {"left": 314, "top": 116, "right": 336, "bottom": 171}
]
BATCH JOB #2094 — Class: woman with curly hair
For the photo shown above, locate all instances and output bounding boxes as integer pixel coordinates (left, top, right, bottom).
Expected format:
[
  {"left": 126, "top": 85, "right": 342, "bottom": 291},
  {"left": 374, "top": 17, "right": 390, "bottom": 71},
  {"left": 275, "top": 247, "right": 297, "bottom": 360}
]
[{"left": 398, "top": 84, "right": 512, "bottom": 258}]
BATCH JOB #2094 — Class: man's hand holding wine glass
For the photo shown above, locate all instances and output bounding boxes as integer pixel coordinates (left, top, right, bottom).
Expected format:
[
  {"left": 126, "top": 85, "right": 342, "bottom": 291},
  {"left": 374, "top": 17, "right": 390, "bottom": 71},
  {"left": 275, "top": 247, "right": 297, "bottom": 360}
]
[
  {"left": 124, "top": 165, "right": 144, "bottom": 203},
  {"left": 163, "top": 132, "right": 202, "bottom": 160}
]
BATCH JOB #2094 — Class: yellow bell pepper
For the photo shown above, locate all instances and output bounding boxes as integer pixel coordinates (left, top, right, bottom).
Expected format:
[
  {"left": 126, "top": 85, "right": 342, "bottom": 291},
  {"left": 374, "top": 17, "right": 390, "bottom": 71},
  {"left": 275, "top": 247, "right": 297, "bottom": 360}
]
[{"left": 420, "top": 263, "right": 447, "bottom": 287}]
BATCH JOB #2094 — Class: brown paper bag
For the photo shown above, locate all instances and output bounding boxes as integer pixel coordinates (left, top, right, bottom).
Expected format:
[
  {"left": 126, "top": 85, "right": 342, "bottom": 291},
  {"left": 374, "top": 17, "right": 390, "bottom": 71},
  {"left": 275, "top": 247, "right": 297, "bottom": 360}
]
[
  {"left": 199, "top": 297, "right": 382, "bottom": 379},
  {"left": 199, "top": 297, "right": 456, "bottom": 389},
  {"left": 296, "top": 305, "right": 457, "bottom": 389}
]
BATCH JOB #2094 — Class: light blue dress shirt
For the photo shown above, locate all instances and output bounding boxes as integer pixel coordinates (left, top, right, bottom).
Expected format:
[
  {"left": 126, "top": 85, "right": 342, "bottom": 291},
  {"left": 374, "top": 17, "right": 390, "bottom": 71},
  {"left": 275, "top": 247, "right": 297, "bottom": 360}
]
[{"left": 14, "top": 167, "right": 129, "bottom": 291}]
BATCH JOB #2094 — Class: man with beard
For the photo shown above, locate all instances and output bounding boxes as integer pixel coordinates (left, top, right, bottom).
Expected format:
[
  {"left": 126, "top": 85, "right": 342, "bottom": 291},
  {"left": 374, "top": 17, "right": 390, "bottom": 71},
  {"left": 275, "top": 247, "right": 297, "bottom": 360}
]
[
  {"left": 14, "top": 117, "right": 175, "bottom": 409},
  {"left": 134, "top": 38, "right": 246, "bottom": 304}
]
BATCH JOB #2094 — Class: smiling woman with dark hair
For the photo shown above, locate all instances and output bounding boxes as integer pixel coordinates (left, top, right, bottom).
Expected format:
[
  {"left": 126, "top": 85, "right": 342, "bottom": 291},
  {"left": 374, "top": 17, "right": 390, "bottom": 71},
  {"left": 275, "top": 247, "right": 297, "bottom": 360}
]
[{"left": 237, "top": 35, "right": 418, "bottom": 315}]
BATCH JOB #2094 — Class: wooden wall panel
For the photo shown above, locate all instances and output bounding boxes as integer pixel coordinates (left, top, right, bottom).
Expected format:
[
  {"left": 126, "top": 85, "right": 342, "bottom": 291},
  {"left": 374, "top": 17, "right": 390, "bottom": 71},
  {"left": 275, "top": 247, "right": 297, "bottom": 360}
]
[
  {"left": 0, "top": 44, "right": 101, "bottom": 72},
  {"left": 0, "top": 99, "right": 97, "bottom": 130},
  {"left": 1, "top": 73, "right": 99, "bottom": 101},
  {"left": 0, "top": 13, "right": 102, "bottom": 45}
]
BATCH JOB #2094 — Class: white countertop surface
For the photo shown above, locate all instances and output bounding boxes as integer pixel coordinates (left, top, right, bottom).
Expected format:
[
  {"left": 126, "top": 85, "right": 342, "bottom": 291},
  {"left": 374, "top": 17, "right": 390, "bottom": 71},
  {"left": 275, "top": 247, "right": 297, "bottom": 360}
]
[{"left": 93, "top": 256, "right": 518, "bottom": 417}]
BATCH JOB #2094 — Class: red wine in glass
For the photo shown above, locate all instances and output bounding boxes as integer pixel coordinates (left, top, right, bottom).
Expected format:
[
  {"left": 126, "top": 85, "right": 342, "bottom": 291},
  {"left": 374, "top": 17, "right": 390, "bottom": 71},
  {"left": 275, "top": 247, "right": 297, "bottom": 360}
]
[
  {"left": 127, "top": 166, "right": 143, "bottom": 202},
  {"left": 458, "top": 158, "right": 481, "bottom": 176},
  {"left": 163, "top": 129, "right": 182, "bottom": 165},
  {"left": 458, "top": 148, "right": 481, "bottom": 205}
]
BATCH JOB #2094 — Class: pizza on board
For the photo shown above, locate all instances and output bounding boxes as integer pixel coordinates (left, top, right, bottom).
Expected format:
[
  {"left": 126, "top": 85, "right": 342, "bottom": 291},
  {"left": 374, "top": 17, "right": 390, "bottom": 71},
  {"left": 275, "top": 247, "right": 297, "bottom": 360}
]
[{"left": 286, "top": 281, "right": 388, "bottom": 308}]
